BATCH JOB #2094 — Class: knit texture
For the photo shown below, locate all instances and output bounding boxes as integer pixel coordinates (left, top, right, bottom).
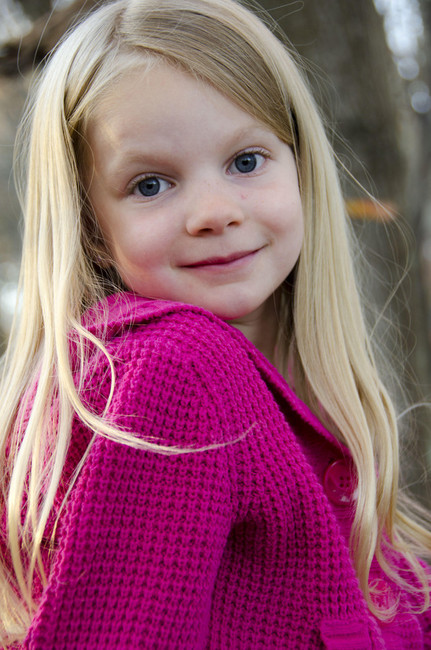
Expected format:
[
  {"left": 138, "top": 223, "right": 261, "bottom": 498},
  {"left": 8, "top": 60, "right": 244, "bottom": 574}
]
[{"left": 22, "top": 292, "right": 431, "bottom": 649}]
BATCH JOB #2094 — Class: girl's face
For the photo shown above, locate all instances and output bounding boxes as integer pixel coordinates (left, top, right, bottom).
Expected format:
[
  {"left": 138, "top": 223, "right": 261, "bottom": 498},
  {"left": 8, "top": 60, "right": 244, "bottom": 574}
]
[{"left": 86, "top": 62, "right": 303, "bottom": 324}]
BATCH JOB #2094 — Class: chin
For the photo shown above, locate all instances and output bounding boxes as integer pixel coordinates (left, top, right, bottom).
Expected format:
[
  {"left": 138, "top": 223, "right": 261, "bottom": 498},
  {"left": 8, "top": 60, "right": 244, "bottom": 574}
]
[{"left": 206, "top": 302, "right": 264, "bottom": 322}]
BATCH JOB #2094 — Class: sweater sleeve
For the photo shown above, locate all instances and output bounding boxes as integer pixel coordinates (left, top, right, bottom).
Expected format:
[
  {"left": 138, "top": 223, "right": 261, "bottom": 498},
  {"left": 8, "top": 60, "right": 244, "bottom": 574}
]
[{"left": 24, "top": 310, "right": 257, "bottom": 649}]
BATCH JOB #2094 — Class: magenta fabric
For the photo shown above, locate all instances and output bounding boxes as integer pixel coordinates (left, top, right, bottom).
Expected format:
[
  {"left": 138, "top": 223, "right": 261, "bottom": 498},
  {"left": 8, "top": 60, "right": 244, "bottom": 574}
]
[{"left": 21, "top": 292, "right": 431, "bottom": 648}]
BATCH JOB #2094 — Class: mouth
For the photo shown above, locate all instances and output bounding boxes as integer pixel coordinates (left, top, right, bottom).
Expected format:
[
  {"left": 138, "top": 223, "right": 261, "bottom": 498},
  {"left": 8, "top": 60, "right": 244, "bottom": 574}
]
[{"left": 183, "top": 248, "right": 261, "bottom": 268}]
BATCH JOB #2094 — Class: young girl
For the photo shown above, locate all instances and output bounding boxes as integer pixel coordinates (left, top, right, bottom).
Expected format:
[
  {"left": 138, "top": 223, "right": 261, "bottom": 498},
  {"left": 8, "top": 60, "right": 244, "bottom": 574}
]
[{"left": 1, "top": 0, "right": 430, "bottom": 647}]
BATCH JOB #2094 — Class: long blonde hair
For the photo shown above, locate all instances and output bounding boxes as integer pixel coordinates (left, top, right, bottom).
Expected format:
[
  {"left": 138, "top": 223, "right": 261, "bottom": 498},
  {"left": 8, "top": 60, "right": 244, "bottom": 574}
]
[{"left": 1, "top": 0, "right": 430, "bottom": 643}]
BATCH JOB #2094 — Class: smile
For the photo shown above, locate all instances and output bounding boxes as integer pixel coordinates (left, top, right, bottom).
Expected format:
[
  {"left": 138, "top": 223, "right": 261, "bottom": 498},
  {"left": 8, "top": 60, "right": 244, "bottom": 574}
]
[{"left": 183, "top": 248, "right": 262, "bottom": 269}]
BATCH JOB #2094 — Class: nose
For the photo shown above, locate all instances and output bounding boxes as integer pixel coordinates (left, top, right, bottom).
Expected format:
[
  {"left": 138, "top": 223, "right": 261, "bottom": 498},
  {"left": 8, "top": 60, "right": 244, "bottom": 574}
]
[{"left": 185, "top": 181, "right": 245, "bottom": 236}]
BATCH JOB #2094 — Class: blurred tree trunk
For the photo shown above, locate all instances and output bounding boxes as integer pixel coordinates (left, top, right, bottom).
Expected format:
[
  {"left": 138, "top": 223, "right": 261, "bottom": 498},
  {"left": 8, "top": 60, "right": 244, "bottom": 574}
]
[
  {"left": 264, "top": 0, "right": 431, "bottom": 491},
  {"left": 0, "top": 0, "right": 98, "bottom": 74},
  {"left": 18, "top": 0, "right": 52, "bottom": 20},
  {"left": 266, "top": 0, "right": 405, "bottom": 196}
]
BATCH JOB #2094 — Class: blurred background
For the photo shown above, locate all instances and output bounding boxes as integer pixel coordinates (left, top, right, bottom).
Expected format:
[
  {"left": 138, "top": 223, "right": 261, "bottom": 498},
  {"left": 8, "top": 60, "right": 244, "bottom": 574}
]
[{"left": 0, "top": 0, "right": 430, "bottom": 495}]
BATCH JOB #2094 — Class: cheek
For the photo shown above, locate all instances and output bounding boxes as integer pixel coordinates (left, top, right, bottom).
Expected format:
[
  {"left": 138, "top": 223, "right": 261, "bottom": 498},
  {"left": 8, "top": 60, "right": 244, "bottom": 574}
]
[
  {"left": 251, "top": 172, "right": 302, "bottom": 227},
  {"left": 265, "top": 190, "right": 304, "bottom": 238},
  {"left": 108, "top": 221, "right": 175, "bottom": 272},
  {"left": 112, "top": 233, "right": 155, "bottom": 266}
]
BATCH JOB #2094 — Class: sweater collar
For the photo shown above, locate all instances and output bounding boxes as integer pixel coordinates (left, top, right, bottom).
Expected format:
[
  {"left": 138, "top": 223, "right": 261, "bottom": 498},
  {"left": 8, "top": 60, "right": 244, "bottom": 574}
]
[{"left": 83, "top": 292, "right": 346, "bottom": 453}]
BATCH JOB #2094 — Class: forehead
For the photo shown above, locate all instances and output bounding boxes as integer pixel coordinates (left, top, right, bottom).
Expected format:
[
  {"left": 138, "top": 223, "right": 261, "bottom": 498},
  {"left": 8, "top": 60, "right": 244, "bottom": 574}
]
[
  {"left": 86, "top": 61, "right": 276, "bottom": 159},
  {"left": 91, "top": 61, "right": 258, "bottom": 124}
]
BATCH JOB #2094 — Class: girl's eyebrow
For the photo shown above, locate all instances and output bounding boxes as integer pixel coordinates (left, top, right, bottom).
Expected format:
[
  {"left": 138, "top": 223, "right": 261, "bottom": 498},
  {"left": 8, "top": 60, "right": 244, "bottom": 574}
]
[
  {"left": 101, "top": 149, "right": 178, "bottom": 180},
  {"left": 222, "top": 123, "right": 274, "bottom": 141},
  {"left": 218, "top": 124, "right": 277, "bottom": 147},
  {"left": 107, "top": 151, "right": 171, "bottom": 172},
  {"left": 99, "top": 123, "right": 278, "bottom": 179}
]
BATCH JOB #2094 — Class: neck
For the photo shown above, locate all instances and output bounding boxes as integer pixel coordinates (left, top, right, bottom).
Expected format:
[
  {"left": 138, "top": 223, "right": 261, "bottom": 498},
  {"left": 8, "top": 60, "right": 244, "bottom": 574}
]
[{"left": 228, "top": 297, "right": 279, "bottom": 367}]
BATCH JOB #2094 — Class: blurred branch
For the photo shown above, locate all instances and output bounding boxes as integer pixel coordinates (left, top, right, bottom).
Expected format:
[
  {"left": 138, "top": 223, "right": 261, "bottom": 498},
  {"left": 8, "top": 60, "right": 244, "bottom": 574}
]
[
  {"left": 0, "top": 0, "right": 98, "bottom": 76},
  {"left": 19, "top": 0, "right": 52, "bottom": 21}
]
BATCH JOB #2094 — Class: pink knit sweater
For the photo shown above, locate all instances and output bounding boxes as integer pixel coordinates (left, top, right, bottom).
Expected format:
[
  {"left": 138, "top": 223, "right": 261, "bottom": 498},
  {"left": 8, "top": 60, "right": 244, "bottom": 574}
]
[{"left": 22, "top": 293, "right": 431, "bottom": 649}]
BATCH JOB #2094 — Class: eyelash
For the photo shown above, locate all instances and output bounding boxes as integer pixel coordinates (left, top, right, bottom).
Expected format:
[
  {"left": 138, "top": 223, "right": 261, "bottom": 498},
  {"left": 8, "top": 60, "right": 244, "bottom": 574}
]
[
  {"left": 127, "top": 147, "right": 270, "bottom": 198},
  {"left": 228, "top": 148, "right": 269, "bottom": 174},
  {"left": 128, "top": 175, "right": 171, "bottom": 198}
]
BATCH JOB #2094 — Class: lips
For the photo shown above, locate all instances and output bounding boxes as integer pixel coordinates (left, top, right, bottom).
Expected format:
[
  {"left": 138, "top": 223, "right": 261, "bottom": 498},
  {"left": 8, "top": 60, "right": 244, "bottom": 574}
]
[{"left": 184, "top": 249, "right": 260, "bottom": 268}]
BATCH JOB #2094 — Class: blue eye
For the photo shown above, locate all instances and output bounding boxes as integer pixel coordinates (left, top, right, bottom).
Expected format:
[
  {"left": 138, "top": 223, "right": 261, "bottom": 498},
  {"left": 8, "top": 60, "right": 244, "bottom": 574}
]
[
  {"left": 134, "top": 176, "right": 170, "bottom": 197},
  {"left": 235, "top": 152, "right": 257, "bottom": 173},
  {"left": 230, "top": 151, "right": 266, "bottom": 175}
]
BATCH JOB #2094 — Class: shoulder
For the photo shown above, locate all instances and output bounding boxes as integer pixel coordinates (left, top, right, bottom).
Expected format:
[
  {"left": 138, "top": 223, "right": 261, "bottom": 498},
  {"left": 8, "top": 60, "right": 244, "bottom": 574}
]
[
  {"left": 86, "top": 291, "right": 246, "bottom": 356},
  {"left": 91, "top": 294, "right": 263, "bottom": 447},
  {"left": 101, "top": 292, "right": 253, "bottom": 372}
]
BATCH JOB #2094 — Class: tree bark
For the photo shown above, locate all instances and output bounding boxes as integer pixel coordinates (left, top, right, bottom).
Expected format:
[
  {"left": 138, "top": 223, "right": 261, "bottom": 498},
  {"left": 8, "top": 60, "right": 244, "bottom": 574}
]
[
  {"left": 0, "top": 0, "right": 98, "bottom": 75},
  {"left": 266, "top": 0, "right": 431, "bottom": 494},
  {"left": 18, "top": 0, "right": 52, "bottom": 21}
]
